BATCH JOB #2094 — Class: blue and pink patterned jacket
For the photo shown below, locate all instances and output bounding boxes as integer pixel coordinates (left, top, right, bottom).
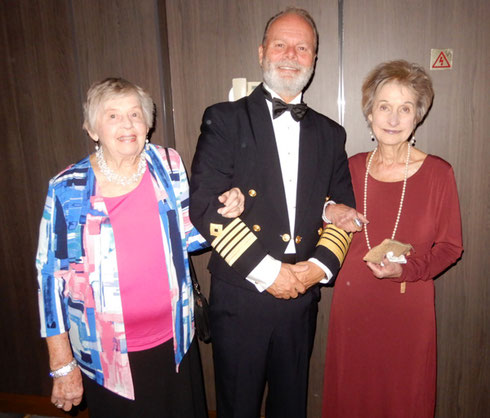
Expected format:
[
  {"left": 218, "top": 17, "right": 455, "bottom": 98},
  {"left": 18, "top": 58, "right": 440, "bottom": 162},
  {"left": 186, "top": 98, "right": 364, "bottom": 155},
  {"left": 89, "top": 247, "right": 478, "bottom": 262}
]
[{"left": 36, "top": 145, "right": 207, "bottom": 399}]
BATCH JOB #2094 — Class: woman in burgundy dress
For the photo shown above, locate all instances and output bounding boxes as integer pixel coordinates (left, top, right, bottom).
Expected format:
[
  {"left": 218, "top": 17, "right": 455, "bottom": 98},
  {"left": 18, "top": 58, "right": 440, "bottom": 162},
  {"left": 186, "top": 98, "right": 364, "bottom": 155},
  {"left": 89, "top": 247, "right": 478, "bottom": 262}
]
[{"left": 322, "top": 60, "right": 463, "bottom": 418}]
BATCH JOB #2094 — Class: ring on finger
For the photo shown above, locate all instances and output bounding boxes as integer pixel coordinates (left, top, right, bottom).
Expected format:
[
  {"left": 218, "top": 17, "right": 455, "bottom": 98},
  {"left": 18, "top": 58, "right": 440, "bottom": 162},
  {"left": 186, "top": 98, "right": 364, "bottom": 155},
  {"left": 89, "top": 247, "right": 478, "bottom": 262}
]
[{"left": 353, "top": 218, "right": 362, "bottom": 228}]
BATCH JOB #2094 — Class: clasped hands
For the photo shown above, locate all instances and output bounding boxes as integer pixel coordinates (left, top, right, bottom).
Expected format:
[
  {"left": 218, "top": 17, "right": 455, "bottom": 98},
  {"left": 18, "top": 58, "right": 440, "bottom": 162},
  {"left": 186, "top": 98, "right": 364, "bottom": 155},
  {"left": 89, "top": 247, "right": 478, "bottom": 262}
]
[
  {"left": 267, "top": 261, "right": 324, "bottom": 299},
  {"left": 267, "top": 204, "right": 370, "bottom": 299}
]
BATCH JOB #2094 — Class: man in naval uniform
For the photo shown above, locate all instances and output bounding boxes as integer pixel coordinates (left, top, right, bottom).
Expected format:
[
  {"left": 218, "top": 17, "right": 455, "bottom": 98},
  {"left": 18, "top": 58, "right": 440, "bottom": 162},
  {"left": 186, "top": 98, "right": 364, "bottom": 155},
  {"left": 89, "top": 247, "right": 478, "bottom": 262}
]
[{"left": 190, "top": 7, "right": 363, "bottom": 418}]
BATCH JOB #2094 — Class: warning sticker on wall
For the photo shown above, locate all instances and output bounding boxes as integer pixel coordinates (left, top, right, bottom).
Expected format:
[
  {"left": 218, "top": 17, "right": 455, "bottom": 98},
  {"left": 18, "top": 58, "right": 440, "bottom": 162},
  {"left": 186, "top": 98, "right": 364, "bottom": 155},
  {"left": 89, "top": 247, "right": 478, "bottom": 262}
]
[{"left": 430, "top": 49, "right": 453, "bottom": 70}]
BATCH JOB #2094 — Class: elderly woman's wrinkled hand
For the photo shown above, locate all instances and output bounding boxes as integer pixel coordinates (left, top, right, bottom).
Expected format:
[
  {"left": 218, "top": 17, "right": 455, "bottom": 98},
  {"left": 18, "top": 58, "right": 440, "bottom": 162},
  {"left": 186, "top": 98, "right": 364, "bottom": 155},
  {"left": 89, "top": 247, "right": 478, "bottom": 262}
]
[
  {"left": 51, "top": 367, "right": 83, "bottom": 412},
  {"left": 366, "top": 257, "right": 403, "bottom": 279},
  {"left": 325, "top": 203, "right": 368, "bottom": 232},
  {"left": 217, "top": 187, "right": 245, "bottom": 218}
]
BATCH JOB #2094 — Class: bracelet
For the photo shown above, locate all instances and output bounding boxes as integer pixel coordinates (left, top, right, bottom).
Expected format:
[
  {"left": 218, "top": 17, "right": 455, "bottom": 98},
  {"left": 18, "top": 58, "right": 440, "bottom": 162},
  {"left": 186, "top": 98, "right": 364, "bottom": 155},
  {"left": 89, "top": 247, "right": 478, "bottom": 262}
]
[
  {"left": 322, "top": 199, "right": 337, "bottom": 224},
  {"left": 49, "top": 358, "right": 78, "bottom": 378}
]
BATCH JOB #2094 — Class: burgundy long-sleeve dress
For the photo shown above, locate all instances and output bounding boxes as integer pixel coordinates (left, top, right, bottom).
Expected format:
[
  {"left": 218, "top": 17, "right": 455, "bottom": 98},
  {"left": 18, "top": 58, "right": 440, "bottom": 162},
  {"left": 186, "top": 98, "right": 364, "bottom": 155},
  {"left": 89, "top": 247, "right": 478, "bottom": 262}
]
[{"left": 322, "top": 153, "right": 463, "bottom": 418}]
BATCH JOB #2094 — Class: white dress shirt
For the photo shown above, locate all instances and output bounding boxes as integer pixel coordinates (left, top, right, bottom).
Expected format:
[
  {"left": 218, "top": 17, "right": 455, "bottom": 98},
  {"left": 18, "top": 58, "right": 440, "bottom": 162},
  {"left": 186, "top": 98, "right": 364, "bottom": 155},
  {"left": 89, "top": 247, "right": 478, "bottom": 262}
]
[{"left": 246, "top": 84, "right": 333, "bottom": 291}]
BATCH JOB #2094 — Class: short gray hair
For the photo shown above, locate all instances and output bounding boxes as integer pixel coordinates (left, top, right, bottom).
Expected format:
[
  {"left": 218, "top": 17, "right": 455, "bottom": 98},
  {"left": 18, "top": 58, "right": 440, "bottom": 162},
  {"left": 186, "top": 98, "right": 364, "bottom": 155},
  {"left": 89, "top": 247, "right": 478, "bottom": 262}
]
[
  {"left": 262, "top": 7, "right": 318, "bottom": 54},
  {"left": 83, "top": 77, "right": 154, "bottom": 133},
  {"left": 362, "top": 60, "right": 434, "bottom": 126}
]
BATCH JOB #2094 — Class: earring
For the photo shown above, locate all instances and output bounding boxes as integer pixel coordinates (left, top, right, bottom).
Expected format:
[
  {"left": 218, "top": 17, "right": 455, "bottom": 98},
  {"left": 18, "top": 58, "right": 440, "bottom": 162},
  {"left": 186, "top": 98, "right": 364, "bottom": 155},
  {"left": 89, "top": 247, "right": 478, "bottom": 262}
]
[
  {"left": 370, "top": 131, "right": 375, "bottom": 141},
  {"left": 145, "top": 137, "right": 150, "bottom": 151},
  {"left": 94, "top": 141, "right": 100, "bottom": 151},
  {"left": 410, "top": 134, "right": 416, "bottom": 146}
]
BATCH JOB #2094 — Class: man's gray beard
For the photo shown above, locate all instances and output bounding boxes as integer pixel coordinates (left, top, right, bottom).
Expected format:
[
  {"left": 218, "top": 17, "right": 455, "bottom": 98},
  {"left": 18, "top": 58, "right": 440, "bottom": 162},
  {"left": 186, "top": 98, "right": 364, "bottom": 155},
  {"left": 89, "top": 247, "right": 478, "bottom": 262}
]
[{"left": 262, "top": 59, "right": 314, "bottom": 99}]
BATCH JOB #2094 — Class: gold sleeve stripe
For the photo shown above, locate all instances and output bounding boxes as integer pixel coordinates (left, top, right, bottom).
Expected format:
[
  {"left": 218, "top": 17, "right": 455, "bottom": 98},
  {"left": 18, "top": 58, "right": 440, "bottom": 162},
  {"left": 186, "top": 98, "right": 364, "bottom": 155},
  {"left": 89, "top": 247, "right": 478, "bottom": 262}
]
[
  {"left": 214, "top": 223, "right": 246, "bottom": 254},
  {"left": 324, "top": 230, "right": 349, "bottom": 252},
  {"left": 212, "top": 218, "right": 241, "bottom": 248},
  {"left": 211, "top": 218, "right": 257, "bottom": 266},
  {"left": 324, "top": 224, "right": 351, "bottom": 240},
  {"left": 225, "top": 233, "right": 258, "bottom": 266},
  {"left": 317, "top": 224, "right": 353, "bottom": 264},
  {"left": 220, "top": 227, "right": 250, "bottom": 259},
  {"left": 318, "top": 237, "right": 346, "bottom": 264},
  {"left": 324, "top": 225, "right": 351, "bottom": 247},
  {"left": 323, "top": 232, "right": 348, "bottom": 253}
]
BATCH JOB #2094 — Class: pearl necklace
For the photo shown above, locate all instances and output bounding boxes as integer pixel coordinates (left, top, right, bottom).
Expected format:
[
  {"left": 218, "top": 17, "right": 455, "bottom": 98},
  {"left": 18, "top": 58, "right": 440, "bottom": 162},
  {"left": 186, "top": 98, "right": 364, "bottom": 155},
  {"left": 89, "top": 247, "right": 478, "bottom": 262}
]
[
  {"left": 95, "top": 147, "right": 147, "bottom": 186},
  {"left": 363, "top": 143, "right": 411, "bottom": 250}
]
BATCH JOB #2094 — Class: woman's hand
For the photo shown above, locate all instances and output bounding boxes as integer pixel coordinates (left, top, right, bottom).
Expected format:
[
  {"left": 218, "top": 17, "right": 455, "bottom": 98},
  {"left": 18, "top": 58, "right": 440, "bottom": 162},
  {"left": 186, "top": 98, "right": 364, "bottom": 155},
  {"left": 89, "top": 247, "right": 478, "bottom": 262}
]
[
  {"left": 46, "top": 333, "right": 83, "bottom": 411},
  {"left": 325, "top": 203, "right": 368, "bottom": 232},
  {"left": 366, "top": 257, "right": 403, "bottom": 279},
  {"left": 51, "top": 367, "right": 84, "bottom": 411},
  {"left": 217, "top": 187, "right": 245, "bottom": 218}
]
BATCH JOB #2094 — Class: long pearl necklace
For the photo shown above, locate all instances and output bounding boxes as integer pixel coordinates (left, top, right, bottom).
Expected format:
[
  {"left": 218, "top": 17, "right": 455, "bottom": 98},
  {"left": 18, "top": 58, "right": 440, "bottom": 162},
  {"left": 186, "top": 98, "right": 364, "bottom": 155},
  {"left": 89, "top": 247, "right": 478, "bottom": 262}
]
[
  {"left": 95, "top": 147, "right": 147, "bottom": 186},
  {"left": 363, "top": 143, "right": 411, "bottom": 250}
]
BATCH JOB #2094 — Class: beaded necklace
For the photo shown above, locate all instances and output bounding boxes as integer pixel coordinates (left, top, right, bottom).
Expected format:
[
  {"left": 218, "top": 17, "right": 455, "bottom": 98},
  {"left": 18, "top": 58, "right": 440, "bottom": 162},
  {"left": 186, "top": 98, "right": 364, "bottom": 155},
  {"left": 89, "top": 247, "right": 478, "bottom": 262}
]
[
  {"left": 96, "top": 147, "right": 147, "bottom": 186},
  {"left": 363, "top": 143, "right": 411, "bottom": 250}
]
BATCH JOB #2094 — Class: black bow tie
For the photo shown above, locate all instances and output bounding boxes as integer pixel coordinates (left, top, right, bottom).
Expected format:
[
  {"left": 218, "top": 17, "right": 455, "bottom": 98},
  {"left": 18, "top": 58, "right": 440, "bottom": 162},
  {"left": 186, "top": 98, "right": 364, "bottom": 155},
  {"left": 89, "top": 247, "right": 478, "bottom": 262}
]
[{"left": 262, "top": 86, "right": 308, "bottom": 121}]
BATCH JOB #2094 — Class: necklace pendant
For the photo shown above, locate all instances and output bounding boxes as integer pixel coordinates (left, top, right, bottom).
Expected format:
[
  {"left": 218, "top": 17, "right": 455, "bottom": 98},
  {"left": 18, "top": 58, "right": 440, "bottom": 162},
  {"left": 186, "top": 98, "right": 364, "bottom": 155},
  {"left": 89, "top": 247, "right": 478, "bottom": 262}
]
[{"left": 400, "top": 282, "right": 406, "bottom": 293}]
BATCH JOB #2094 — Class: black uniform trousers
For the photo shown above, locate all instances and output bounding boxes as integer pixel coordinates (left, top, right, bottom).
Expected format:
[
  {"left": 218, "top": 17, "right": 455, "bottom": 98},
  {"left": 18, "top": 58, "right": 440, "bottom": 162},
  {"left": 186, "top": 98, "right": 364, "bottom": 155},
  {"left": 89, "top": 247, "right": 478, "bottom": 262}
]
[{"left": 210, "top": 276, "right": 319, "bottom": 418}]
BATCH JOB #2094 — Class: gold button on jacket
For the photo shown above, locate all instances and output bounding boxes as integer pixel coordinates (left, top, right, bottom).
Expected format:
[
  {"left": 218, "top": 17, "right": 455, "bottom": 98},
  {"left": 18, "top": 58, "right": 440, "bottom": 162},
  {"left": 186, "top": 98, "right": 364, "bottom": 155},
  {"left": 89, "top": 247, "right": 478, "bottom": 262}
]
[
  {"left": 253, "top": 224, "right": 261, "bottom": 232},
  {"left": 281, "top": 233, "right": 291, "bottom": 242},
  {"left": 248, "top": 189, "right": 257, "bottom": 197},
  {"left": 295, "top": 235, "right": 302, "bottom": 244}
]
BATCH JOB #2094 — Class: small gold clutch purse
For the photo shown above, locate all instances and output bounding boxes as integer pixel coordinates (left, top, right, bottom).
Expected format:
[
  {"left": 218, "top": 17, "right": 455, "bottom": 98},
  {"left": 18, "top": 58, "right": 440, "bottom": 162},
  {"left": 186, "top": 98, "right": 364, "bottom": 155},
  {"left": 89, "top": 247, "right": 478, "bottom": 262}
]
[{"left": 363, "top": 238, "right": 413, "bottom": 264}]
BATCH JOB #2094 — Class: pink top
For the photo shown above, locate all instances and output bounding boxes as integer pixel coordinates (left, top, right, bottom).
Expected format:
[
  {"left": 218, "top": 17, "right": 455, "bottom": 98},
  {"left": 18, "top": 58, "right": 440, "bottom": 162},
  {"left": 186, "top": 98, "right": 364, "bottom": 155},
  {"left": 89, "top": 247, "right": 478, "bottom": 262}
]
[{"left": 104, "top": 168, "right": 173, "bottom": 351}]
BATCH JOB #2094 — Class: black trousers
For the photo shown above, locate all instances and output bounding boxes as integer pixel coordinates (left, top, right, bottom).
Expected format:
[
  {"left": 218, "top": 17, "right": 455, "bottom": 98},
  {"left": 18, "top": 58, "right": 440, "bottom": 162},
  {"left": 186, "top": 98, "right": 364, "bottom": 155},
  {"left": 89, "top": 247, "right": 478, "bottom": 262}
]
[
  {"left": 209, "top": 277, "right": 319, "bottom": 418},
  {"left": 82, "top": 338, "right": 207, "bottom": 418}
]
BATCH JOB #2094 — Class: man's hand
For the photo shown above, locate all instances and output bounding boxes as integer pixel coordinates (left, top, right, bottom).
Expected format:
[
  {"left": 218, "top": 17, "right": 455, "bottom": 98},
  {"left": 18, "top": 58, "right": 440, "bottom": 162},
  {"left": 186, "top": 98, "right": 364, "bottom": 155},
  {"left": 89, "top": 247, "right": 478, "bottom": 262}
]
[
  {"left": 291, "top": 261, "right": 325, "bottom": 290},
  {"left": 366, "top": 257, "right": 403, "bottom": 279},
  {"left": 266, "top": 263, "right": 306, "bottom": 299},
  {"left": 51, "top": 367, "right": 83, "bottom": 412},
  {"left": 325, "top": 203, "right": 368, "bottom": 232},
  {"left": 217, "top": 187, "right": 245, "bottom": 218}
]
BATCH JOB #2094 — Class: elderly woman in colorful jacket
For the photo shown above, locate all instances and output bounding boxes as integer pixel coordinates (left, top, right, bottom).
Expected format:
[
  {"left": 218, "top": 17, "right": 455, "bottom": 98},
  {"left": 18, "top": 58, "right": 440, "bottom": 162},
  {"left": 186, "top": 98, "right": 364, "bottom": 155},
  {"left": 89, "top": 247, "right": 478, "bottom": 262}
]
[{"left": 36, "top": 78, "right": 243, "bottom": 417}]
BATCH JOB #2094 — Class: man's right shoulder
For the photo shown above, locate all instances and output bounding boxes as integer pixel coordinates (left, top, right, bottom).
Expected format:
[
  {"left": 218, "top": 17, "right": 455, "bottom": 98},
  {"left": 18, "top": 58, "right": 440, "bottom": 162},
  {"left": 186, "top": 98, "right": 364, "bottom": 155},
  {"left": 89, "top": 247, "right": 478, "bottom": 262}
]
[
  {"left": 203, "top": 95, "right": 249, "bottom": 118},
  {"left": 307, "top": 106, "right": 344, "bottom": 130}
]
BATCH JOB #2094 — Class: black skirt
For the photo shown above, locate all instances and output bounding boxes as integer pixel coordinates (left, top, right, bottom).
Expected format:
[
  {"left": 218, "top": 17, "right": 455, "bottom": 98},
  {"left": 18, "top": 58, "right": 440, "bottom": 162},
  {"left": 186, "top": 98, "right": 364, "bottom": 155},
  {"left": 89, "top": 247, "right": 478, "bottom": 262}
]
[{"left": 82, "top": 338, "right": 208, "bottom": 418}]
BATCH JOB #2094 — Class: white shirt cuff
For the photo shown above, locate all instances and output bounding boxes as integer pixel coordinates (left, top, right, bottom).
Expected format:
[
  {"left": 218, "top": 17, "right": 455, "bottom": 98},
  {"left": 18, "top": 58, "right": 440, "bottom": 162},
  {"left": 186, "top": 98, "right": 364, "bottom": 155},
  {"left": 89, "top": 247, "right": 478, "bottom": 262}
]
[
  {"left": 246, "top": 255, "right": 282, "bottom": 292},
  {"left": 322, "top": 200, "right": 336, "bottom": 224},
  {"left": 309, "top": 257, "right": 334, "bottom": 284}
]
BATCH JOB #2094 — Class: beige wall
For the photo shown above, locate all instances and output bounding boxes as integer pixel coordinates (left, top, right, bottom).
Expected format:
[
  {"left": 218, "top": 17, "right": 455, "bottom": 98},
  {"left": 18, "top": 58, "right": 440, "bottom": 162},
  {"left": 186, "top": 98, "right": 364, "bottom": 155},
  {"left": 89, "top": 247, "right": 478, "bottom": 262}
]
[{"left": 0, "top": 1, "right": 488, "bottom": 417}]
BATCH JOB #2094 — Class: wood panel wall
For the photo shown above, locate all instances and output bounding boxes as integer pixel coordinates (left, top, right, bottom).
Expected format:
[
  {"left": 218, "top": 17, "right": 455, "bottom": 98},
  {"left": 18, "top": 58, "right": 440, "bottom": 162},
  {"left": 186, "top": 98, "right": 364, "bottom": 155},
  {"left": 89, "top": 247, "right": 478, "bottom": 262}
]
[
  {"left": 0, "top": 0, "right": 488, "bottom": 417},
  {"left": 0, "top": 0, "right": 171, "bottom": 408},
  {"left": 0, "top": 0, "right": 84, "bottom": 398}
]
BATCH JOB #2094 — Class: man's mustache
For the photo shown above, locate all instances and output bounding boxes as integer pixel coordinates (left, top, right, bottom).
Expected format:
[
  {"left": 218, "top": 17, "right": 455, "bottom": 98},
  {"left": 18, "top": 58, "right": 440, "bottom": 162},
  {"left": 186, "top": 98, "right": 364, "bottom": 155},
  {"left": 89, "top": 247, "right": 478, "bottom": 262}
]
[{"left": 271, "top": 60, "right": 304, "bottom": 71}]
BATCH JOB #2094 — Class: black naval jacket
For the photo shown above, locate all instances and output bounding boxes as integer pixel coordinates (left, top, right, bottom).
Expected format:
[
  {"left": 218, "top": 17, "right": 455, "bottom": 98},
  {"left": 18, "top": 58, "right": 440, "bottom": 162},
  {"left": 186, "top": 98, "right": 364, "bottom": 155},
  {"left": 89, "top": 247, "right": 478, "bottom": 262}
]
[{"left": 190, "top": 85, "right": 355, "bottom": 292}]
